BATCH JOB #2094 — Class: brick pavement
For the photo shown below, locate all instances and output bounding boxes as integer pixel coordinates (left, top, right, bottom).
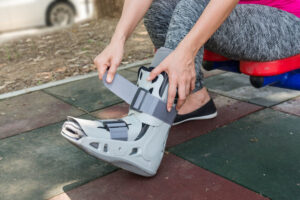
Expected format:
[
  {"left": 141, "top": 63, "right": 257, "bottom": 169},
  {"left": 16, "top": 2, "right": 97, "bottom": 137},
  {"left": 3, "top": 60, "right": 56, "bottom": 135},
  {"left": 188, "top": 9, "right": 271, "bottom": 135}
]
[{"left": 1, "top": 67, "right": 299, "bottom": 200}]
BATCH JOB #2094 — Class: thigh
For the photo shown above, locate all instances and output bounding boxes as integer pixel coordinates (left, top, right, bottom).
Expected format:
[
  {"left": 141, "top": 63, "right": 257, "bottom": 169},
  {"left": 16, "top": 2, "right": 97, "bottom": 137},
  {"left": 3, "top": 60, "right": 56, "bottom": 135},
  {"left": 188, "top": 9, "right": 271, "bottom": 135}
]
[
  {"left": 144, "top": 0, "right": 181, "bottom": 49},
  {"left": 206, "top": 4, "right": 300, "bottom": 61},
  {"left": 164, "top": 0, "right": 210, "bottom": 49}
]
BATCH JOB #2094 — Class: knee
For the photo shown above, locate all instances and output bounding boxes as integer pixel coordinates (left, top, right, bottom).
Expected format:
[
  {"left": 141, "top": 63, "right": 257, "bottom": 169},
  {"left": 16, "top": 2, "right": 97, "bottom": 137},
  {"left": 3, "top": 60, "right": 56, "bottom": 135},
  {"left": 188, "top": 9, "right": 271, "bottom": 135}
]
[
  {"left": 144, "top": 0, "right": 166, "bottom": 19},
  {"left": 144, "top": 0, "right": 174, "bottom": 28},
  {"left": 164, "top": 0, "right": 209, "bottom": 30}
]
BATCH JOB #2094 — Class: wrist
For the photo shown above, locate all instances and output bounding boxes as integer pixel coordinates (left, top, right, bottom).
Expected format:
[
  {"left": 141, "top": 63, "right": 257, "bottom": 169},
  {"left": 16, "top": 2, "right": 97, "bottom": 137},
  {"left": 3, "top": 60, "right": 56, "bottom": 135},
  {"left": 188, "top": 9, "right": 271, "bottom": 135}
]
[
  {"left": 111, "top": 32, "right": 126, "bottom": 46},
  {"left": 178, "top": 38, "right": 200, "bottom": 58}
]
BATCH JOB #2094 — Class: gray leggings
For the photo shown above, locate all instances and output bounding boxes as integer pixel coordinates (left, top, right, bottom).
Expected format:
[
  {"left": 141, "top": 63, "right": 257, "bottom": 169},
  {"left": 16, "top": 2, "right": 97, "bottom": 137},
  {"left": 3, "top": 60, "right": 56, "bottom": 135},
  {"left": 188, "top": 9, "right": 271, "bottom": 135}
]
[{"left": 144, "top": 0, "right": 300, "bottom": 91}]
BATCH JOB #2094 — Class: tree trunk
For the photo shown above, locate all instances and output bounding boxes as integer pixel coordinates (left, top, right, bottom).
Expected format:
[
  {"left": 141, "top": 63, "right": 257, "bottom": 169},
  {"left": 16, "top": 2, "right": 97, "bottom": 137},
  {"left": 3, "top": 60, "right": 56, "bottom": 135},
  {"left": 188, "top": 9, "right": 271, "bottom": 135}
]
[{"left": 94, "top": 0, "right": 125, "bottom": 18}]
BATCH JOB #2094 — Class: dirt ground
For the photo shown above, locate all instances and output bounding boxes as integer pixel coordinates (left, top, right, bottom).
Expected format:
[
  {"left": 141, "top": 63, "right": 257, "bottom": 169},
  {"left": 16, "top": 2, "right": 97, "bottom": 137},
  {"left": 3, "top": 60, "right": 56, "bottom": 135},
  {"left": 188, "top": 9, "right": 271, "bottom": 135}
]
[{"left": 0, "top": 18, "right": 154, "bottom": 94}]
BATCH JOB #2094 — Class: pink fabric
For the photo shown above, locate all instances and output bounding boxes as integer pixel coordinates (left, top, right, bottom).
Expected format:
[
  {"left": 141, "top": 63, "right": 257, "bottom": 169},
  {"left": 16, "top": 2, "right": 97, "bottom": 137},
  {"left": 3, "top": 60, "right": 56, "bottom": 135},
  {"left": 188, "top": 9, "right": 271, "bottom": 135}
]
[{"left": 239, "top": 0, "right": 300, "bottom": 17}]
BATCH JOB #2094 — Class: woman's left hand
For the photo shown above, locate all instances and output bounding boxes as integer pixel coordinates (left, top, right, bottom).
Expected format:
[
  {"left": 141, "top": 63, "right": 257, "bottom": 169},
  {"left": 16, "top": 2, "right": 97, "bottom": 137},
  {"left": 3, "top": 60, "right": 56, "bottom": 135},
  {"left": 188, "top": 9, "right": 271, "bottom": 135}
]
[{"left": 147, "top": 46, "right": 196, "bottom": 112}]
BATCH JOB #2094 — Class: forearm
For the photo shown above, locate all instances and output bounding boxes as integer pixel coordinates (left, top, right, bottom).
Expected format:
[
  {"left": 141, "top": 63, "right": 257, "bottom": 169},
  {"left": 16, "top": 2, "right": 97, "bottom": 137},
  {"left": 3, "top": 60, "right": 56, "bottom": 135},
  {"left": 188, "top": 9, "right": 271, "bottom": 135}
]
[
  {"left": 179, "top": 0, "right": 239, "bottom": 56},
  {"left": 111, "top": 0, "right": 153, "bottom": 44}
]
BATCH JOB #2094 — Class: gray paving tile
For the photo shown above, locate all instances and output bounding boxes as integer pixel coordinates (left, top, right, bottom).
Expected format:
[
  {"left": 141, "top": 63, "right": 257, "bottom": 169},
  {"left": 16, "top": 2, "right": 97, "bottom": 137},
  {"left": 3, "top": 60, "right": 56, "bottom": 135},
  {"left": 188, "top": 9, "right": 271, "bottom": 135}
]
[
  {"left": 205, "top": 72, "right": 300, "bottom": 107},
  {"left": 202, "top": 67, "right": 225, "bottom": 78}
]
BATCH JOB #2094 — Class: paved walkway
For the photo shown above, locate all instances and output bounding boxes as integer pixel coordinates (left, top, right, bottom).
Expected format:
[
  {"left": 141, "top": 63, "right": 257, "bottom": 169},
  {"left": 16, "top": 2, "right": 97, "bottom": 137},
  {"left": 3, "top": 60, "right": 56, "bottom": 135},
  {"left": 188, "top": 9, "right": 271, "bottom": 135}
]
[{"left": 1, "top": 66, "right": 300, "bottom": 200}]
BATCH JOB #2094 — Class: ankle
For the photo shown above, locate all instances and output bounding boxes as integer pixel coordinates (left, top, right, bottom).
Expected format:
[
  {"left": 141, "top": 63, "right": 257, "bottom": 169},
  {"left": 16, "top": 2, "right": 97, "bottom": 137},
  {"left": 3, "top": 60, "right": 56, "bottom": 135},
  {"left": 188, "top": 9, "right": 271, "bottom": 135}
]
[
  {"left": 190, "top": 87, "right": 210, "bottom": 105},
  {"left": 177, "top": 87, "right": 211, "bottom": 115}
]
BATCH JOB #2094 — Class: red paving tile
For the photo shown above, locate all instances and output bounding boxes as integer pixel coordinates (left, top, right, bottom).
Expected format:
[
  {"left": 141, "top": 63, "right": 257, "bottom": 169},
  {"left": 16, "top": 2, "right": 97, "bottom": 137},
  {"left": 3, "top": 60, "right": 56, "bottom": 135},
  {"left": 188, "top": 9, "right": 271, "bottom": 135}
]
[
  {"left": 272, "top": 96, "right": 300, "bottom": 117},
  {"left": 50, "top": 154, "right": 268, "bottom": 200},
  {"left": 91, "top": 102, "right": 129, "bottom": 119},
  {"left": 167, "top": 93, "right": 262, "bottom": 147},
  {"left": 0, "top": 91, "right": 84, "bottom": 139}
]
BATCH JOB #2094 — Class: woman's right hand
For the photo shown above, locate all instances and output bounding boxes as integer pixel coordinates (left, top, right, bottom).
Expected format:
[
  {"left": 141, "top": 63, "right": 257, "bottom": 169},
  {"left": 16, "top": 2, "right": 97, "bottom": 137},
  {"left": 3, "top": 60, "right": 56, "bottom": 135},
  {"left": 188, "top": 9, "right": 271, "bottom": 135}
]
[{"left": 94, "top": 40, "right": 124, "bottom": 83}]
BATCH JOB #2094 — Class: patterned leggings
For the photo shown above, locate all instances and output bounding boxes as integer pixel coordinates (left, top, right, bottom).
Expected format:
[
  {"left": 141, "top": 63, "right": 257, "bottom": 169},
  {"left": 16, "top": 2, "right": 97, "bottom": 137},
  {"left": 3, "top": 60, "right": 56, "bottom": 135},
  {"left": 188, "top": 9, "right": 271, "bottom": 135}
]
[{"left": 144, "top": 0, "right": 300, "bottom": 91}]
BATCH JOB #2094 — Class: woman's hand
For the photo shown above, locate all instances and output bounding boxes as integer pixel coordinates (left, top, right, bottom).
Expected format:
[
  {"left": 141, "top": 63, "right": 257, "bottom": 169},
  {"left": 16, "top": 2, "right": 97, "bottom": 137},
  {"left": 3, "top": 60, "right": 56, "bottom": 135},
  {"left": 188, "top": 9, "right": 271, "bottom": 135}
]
[
  {"left": 94, "top": 0, "right": 154, "bottom": 83},
  {"left": 94, "top": 39, "right": 124, "bottom": 83},
  {"left": 147, "top": 45, "right": 196, "bottom": 112}
]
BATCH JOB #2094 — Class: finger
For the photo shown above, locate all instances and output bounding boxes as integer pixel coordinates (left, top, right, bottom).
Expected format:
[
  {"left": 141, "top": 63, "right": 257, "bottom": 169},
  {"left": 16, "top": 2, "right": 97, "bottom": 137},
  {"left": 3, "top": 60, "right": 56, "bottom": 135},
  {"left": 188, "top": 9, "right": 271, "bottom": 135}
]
[
  {"left": 106, "top": 62, "right": 118, "bottom": 83},
  {"left": 185, "top": 80, "right": 191, "bottom": 97},
  {"left": 176, "top": 82, "right": 187, "bottom": 110},
  {"left": 94, "top": 57, "right": 108, "bottom": 80},
  {"left": 167, "top": 81, "right": 177, "bottom": 112},
  {"left": 147, "top": 64, "right": 165, "bottom": 81},
  {"left": 100, "top": 63, "right": 109, "bottom": 80}
]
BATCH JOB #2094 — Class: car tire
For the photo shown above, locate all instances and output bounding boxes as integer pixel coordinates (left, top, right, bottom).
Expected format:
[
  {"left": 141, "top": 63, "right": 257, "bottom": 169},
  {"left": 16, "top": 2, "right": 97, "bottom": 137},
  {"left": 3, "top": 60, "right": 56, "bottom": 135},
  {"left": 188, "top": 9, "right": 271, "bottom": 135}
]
[{"left": 46, "top": 1, "right": 75, "bottom": 26}]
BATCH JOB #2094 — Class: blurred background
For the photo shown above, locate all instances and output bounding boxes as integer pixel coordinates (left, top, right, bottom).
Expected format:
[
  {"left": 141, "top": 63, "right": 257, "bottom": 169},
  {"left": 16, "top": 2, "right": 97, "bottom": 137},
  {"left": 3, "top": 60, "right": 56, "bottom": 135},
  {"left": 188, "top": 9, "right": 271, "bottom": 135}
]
[{"left": 0, "top": 0, "right": 154, "bottom": 95}]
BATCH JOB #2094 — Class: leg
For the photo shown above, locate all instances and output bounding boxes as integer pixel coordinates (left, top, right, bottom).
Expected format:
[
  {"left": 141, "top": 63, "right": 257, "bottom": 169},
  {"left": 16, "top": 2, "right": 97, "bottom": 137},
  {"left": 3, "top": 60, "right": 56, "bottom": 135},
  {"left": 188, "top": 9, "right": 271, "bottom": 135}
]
[
  {"left": 206, "top": 4, "right": 300, "bottom": 61},
  {"left": 61, "top": 0, "right": 216, "bottom": 175},
  {"left": 62, "top": 1, "right": 186, "bottom": 174},
  {"left": 144, "top": 0, "right": 216, "bottom": 119},
  {"left": 164, "top": 0, "right": 210, "bottom": 93},
  {"left": 163, "top": 1, "right": 300, "bottom": 116},
  {"left": 144, "top": 0, "right": 181, "bottom": 49},
  {"left": 164, "top": 0, "right": 213, "bottom": 115},
  {"left": 62, "top": 65, "right": 176, "bottom": 176}
]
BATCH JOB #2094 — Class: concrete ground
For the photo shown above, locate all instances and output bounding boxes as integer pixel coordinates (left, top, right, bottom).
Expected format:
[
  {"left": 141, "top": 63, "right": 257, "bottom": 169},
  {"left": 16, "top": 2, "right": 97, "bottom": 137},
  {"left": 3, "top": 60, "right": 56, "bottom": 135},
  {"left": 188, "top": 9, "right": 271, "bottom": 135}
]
[{"left": 1, "top": 66, "right": 300, "bottom": 200}]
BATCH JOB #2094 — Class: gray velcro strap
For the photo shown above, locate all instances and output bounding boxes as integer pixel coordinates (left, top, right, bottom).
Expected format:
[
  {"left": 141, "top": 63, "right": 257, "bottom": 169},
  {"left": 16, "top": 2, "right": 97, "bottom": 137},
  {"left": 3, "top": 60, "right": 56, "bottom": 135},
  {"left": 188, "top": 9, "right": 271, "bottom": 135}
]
[
  {"left": 103, "top": 72, "right": 177, "bottom": 125},
  {"left": 103, "top": 73, "right": 137, "bottom": 105},
  {"left": 103, "top": 121, "right": 128, "bottom": 141}
]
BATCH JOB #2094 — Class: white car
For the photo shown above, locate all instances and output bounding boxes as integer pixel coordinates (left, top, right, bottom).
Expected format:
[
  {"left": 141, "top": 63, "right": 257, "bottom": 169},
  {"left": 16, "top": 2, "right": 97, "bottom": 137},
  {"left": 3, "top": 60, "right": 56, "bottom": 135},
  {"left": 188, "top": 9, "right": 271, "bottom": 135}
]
[{"left": 0, "top": 0, "right": 94, "bottom": 32}]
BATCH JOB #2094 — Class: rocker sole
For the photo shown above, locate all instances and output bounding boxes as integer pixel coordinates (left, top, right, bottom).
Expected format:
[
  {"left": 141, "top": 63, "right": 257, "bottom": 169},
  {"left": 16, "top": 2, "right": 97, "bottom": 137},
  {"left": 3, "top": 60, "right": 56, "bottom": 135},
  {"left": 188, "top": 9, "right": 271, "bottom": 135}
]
[{"left": 61, "top": 131, "right": 158, "bottom": 177}]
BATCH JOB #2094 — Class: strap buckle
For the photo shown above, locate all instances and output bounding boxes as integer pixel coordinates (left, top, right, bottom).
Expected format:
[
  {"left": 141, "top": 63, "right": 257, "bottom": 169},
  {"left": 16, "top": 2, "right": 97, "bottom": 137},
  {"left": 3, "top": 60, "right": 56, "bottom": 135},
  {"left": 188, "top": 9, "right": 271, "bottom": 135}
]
[
  {"left": 102, "top": 120, "right": 128, "bottom": 130},
  {"left": 130, "top": 87, "right": 149, "bottom": 112},
  {"left": 103, "top": 71, "right": 177, "bottom": 125},
  {"left": 129, "top": 87, "right": 177, "bottom": 125},
  {"left": 102, "top": 120, "right": 128, "bottom": 141}
]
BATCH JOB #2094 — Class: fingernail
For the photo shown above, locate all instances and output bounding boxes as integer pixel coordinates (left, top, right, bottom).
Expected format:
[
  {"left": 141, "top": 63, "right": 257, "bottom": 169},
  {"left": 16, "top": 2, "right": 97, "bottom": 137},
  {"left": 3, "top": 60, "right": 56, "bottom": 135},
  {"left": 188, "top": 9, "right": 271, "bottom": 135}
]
[
  {"left": 167, "top": 107, "right": 171, "bottom": 112},
  {"left": 107, "top": 76, "right": 112, "bottom": 83}
]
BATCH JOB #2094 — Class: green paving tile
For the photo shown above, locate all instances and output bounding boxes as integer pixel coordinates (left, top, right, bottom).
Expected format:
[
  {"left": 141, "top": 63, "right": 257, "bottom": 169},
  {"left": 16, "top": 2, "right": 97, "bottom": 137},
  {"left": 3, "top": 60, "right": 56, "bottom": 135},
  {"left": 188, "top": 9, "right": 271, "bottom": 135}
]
[
  {"left": 126, "top": 64, "right": 151, "bottom": 73},
  {"left": 170, "top": 109, "right": 300, "bottom": 200},
  {"left": 44, "top": 70, "right": 137, "bottom": 112},
  {"left": 0, "top": 116, "right": 116, "bottom": 200},
  {"left": 205, "top": 72, "right": 300, "bottom": 107},
  {"left": 126, "top": 66, "right": 140, "bottom": 73}
]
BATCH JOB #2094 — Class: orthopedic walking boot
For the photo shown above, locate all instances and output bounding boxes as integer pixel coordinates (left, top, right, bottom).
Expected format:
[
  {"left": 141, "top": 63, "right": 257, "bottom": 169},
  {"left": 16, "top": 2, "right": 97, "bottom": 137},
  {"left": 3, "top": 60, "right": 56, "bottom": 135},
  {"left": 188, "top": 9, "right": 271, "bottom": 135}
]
[{"left": 61, "top": 63, "right": 176, "bottom": 176}]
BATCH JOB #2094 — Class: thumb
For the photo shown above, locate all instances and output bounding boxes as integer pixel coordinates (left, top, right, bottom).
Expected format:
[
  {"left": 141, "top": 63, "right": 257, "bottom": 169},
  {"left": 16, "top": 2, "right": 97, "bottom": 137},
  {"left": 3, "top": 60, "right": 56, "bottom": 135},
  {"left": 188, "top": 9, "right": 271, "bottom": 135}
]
[{"left": 147, "top": 65, "right": 165, "bottom": 81}]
